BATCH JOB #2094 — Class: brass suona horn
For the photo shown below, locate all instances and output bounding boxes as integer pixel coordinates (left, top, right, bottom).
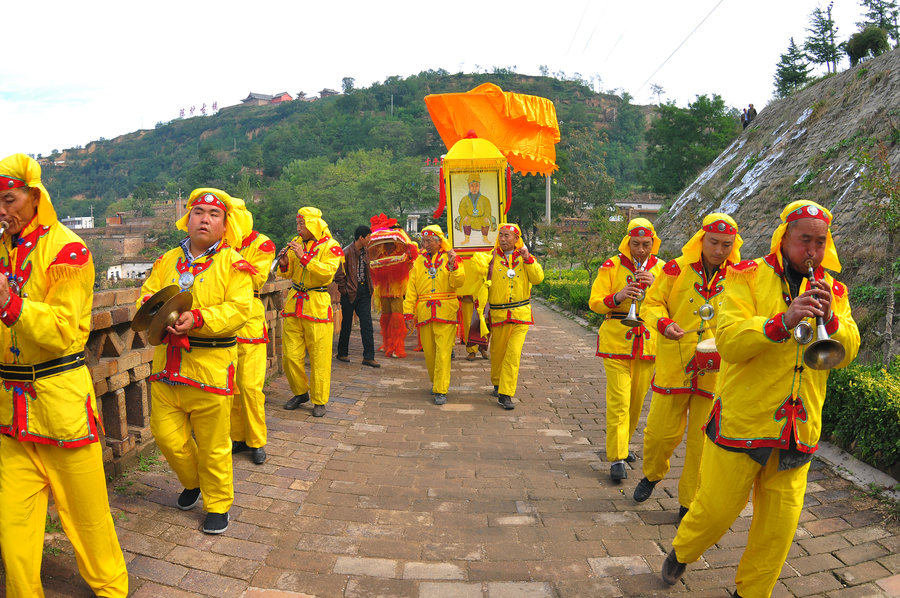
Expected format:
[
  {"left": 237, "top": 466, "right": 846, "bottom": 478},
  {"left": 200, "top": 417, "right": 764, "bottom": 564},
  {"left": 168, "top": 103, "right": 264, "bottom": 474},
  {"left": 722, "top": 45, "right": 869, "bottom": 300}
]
[
  {"left": 0, "top": 221, "right": 9, "bottom": 237},
  {"left": 794, "top": 259, "right": 845, "bottom": 370},
  {"left": 269, "top": 236, "right": 299, "bottom": 277},
  {"left": 621, "top": 260, "right": 645, "bottom": 328}
]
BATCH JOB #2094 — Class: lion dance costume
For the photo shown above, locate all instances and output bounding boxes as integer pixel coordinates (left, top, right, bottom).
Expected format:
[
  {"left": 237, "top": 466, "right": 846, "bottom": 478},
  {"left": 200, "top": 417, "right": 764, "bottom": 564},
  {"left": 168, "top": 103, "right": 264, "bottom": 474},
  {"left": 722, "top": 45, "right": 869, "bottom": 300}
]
[{"left": 368, "top": 214, "right": 417, "bottom": 358}]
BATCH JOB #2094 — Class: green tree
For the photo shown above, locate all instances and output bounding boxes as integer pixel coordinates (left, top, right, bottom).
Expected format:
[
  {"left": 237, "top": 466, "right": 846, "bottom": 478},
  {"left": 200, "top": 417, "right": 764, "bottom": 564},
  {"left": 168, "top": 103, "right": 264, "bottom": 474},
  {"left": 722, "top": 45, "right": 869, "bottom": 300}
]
[
  {"left": 805, "top": 2, "right": 841, "bottom": 73},
  {"left": 558, "top": 127, "right": 616, "bottom": 217},
  {"left": 774, "top": 37, "right": 812, "bottom": 97},
  {"left": 858, "top": 0, "right": 900, "bottom": 48},
  {"left": 846, "top": 26, "right": 891, "bottom": 66},
  {"left": 642, "top": 94, "right": 741, "bottom": 196}
]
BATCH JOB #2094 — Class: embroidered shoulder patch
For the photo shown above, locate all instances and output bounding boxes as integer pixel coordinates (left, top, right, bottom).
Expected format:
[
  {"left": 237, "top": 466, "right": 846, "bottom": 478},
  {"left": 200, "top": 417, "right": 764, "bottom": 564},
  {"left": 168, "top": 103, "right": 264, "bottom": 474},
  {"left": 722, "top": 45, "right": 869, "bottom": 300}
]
[
  {"left": 600, "top": 258, "right": 615, "bottom": 269},
  {"left": 330, "top": 246, "right": 345, "bottom": 257},
  {"left": 832, "top": 280, "right": 846, "bottom": 299},
  {"left": 663, "top": 259, "right": 681, "bottom": 276},
  {"left": 730, "top": 260, "right": 758, "bottom": 272},
  {"left": 232, "top": 259, "right": 259, "bottom": 275},
  {"left": 52, "top": 242, "right": 91, "bottom": 267},
  {"left": 259, "top": 239, "right": 276, "bottom": 254}
]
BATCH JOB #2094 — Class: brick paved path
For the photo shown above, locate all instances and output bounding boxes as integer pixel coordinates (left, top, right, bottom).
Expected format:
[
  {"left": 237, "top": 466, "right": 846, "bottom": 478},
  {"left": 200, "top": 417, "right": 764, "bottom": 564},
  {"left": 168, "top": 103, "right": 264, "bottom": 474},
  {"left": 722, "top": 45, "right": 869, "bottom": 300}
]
[{"left": 10, "top": 302, "right": 900, "bottom": 597}]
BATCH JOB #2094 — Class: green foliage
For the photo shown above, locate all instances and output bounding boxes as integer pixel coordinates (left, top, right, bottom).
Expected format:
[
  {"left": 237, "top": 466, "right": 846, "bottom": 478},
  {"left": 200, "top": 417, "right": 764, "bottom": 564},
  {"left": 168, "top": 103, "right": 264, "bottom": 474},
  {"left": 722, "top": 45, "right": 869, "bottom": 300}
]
[
  {"left": 846, "top": 26, "right": 890, "bottom": 66},
  {"left": 824, "top": 362, "right": 900, "bottom": 470},
  {"left": 805, "top": 2, "right": 841, "bottom": 74},
  {"left": 45, "top": 512, "right": 63, "bottom": 534},
  {"left": 643, "top": 94, "right": 741, "bottom": 195},
  {"left": 774, "top": 37, "right": 812, "bottom": 98},
  {"left": 858, "top": 0, "right": 900, "bottom": 48}
]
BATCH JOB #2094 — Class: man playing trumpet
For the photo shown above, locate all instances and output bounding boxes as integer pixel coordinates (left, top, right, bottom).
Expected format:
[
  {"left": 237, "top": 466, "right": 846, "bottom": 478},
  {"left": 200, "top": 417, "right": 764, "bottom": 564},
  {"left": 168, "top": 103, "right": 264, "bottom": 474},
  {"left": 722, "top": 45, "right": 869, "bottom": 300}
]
[
  {"left": 589, "top": 218, "right": 663, "bottom": 482},
  {"left": 636, "top": 213, "right": 742, "bottom": 519},
  {"left": 662, "top": 200, "right": 860, "bottom": 598}
]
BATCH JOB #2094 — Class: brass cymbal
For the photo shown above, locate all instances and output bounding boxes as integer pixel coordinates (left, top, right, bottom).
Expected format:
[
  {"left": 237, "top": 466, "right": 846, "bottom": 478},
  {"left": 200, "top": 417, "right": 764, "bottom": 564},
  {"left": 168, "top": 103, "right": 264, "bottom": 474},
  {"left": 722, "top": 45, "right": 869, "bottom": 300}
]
[
  {"left": 132, "top": 285, "right": 181, "bottom": 332},
  {"left": 148, "top": 292, "right": 194, "bottom": 346}
]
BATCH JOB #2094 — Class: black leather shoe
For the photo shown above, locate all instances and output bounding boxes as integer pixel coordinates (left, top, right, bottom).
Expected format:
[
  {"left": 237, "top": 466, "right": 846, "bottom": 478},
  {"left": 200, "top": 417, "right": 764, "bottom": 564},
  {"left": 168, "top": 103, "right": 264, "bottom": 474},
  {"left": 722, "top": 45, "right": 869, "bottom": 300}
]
[
  {"left": 661, "top": 549, "right": 686, "bottom": 585},
  {"left": 250, "top": 447, "right": 267, "bottom": 465},
  {"left": 284, "top": 392, "right": 310, "bottom": 410},
  {"left": 497, "top": 394, "right": 514, "bottom": 410},
  {"left": 336, "top": 355, "right": 350, "bottom": 362},
  {"left": 312, "top": 404, "right": 326, "bottom": 417},
  {"left": 231, "top": 440, "right": 249, "bottom": 454},
  {"left": 177, "top": 487, "right": 201, "bottom": 510},
  {"left": 678, "top": 505, "right": 689, "bottom": 523},
  {"left": 633, "top": 477, "right": 659, "bottom": 502},
  {"left": 625, "top": 451, "right": 637, "bottom": 463},
  {"left": 610, "top": 462, "right": 627, "bottom": 482},
  {"left": 202, "top": 511, "right": 229, "bottom": 535}
]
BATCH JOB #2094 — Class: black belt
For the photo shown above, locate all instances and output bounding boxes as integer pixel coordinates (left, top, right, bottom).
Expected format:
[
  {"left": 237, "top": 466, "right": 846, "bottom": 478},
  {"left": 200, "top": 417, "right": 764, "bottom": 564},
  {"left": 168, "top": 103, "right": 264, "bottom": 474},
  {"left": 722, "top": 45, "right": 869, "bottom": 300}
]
[
  {"left": 253, "top": 291, "right": 260, "bottom": 298},
  {"left": 292, "top": 283, "right": 328, "bottom": 293},
  {"left": 187, "top": 336, "right": 237, "bottom": 348},
  {"left": 0, "top": 351, "right": 86, "bottom": 382},
  {"left": 489, "top": 299, "right": 531, "bottom": 310}
]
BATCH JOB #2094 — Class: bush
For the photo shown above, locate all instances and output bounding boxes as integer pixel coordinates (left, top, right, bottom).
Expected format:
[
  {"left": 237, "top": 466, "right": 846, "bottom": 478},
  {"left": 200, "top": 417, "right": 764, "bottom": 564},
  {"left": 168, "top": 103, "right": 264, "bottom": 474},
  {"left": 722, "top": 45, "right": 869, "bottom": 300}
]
[{"left": 824, "top": 362, "right": 900, "bottom": 475}]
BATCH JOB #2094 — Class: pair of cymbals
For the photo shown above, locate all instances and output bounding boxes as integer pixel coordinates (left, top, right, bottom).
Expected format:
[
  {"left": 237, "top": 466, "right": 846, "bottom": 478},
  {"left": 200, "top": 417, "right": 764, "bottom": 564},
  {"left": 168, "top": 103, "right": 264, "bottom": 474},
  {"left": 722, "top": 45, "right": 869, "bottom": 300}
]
[{"left": 131, "top": 285, "right": 194, "bottom": 345}]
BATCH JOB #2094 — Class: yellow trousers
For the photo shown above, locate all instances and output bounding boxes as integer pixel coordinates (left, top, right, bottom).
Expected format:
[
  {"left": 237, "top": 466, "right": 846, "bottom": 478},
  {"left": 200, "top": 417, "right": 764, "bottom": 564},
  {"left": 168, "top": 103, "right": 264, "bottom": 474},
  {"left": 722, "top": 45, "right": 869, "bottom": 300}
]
[
  {"left": 0, "top": 438, "right": 128, "bottom": 598},
  {"left": 419, "top": 322, "right": 456, "bottom": 394},
  {"left": 460, "top": 301, "right": 477, "bottom": 355},
  {"left": 490, "top": 323, "right": 529, "bottom": 396},
  {"left": 232, "top": 341, "right": 268, "bottom": 448},
  {"left": 673, "top": 442, "right": 809, "bottom": 598},
  {"left": 603, "top": 357, "right": 654, "bottom": 462},
  {"left": 282, "top": 317, "right": 333, "bottom": 405},
  {"left": 641, "top": 391, "right": 712, "bottom": 508},
  {"left": 151, "top": 382, "right": 233, "bottom": 513}
]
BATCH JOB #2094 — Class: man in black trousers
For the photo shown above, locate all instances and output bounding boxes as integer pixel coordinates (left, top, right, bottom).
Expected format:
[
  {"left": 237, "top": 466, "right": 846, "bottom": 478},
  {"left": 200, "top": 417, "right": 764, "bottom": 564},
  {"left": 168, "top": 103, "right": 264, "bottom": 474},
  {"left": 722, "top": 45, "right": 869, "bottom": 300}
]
[{"left": 335, "top": 225, "right": 380, "bottom": 368}]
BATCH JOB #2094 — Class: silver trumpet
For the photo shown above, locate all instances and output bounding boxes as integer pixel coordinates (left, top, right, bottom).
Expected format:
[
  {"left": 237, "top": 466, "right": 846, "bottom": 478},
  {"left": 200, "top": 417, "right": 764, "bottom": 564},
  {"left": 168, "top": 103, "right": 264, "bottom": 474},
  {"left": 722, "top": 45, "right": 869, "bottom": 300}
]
[
  {"left": 793, "top": 259, "right": 845, "bottom": 370},
  {"left": 622, "top": 260, "right": 646, "bottom": 328}
]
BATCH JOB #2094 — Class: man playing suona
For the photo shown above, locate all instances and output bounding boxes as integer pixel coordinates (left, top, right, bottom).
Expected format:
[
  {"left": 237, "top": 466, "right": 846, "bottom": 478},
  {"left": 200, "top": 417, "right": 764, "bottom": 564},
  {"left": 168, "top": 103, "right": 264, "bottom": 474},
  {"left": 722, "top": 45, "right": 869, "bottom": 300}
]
[
  {"left": 636, "top": 213, "right": 742, "bottom": 520},
  {"left": 404, "top": 225, "right": 463, "bottom": 405},
  {"left": 230, "top": 199, "right": 275, "bottom": 465},
  {"left": 139, "top": 187, "right": 253, "bottom": 535},
  {"left": 483, "top": 223, "right": 543, "bottom": 410},
  {"left": 589, "top": 218, "right": 663, "bottom": 482},
  {"left": 279, "top": 207, "right": 343, "bottom": 417},
  {"left": 0, "top": 154, "right": 129, "bottom": 596},
  {"left": 662, "top": 200, "right": 860, "bottom": 598}
]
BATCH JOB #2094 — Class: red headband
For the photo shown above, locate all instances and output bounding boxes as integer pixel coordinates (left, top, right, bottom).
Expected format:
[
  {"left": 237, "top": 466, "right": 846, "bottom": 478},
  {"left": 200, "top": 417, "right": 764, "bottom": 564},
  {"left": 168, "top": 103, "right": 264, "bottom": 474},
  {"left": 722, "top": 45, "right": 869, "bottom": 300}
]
[
  {"left": 499, "top": 224, "right": 520, "bottom": 235},
  {"left": 785, "top": 204, "right": 830, "bottom": 224},
  {"left": 0, "top": 175, "right": 26, "bottom": 190},
  {"left": 702, "top": 220, "right": 738, "bottom": 234},
  {"left": 421, "top": 230, "right": 441, "bottom": 237},
  {"left": 628, "top": 226, "right": 653, "bottom": 238},
  {"left": 190, "top": 192, "right": 227, "bottom": 213}
]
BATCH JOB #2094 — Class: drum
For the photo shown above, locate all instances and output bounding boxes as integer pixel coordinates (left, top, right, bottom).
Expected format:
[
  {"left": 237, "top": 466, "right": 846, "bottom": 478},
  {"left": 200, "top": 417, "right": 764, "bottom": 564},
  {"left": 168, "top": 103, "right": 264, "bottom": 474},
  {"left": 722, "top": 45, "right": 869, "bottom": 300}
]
[{"left": 693, "top": 338, "right": 720, "bottom": 375}]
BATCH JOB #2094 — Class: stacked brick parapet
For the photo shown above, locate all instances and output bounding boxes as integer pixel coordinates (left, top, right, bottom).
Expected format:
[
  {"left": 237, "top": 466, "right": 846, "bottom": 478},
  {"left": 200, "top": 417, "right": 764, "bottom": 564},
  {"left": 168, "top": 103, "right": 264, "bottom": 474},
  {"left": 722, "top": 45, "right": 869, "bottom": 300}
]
[{"left": 86, "top": 278, "right": 292, "bottom": 474}]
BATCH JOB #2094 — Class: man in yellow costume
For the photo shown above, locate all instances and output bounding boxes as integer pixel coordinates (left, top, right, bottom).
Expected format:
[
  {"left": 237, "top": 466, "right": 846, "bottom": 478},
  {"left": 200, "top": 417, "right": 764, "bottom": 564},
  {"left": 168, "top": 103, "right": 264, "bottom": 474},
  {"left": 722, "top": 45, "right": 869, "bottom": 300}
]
[
  {"left": 483, "top": 223, "right": 543, "bottom": 409},
  {"left": 140, "top": 187, "right": 253, "bottom": 535},
  {"left": 636, "top": 213, "right": 742, "bottom": 520},
  {"left": 404, "top": 225, "right": 463, "bottom": 405},
  {"left": 230, "top": 199, "right": 275, "bottom": 465},
  {"left": 662, "top": 201, "right": 860, "bottom": 598},
  {"left": 278, "top": 207, "right": 343, "bottom": 417},
  {"left": 589, "top": 218, "right": 663, "bottom": 482},
  {"left": 0, "top": 154, "right": 128, "bottom": 596},
  {"left": 455, "top": 173, "right": 494, "bottom": 244}
]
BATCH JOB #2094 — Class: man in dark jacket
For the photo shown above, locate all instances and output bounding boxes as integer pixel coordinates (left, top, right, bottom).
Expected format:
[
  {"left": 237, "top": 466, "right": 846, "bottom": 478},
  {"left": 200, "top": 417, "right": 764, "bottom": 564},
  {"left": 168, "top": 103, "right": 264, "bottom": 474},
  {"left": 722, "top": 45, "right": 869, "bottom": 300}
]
[{"left": 335, "top": 225, "right": 379, "bottom": 367}]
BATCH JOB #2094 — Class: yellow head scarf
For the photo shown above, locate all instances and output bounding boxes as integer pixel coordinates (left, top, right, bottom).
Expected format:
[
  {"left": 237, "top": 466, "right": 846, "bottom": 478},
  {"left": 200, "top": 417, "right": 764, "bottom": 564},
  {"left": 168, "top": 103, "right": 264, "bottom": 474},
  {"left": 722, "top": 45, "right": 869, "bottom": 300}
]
[
  {"left": 494, "top": 222, "right": 525, "bottom": 251},
  {"left": 176, "top": 188, "right": 243, "bottom": 248},
  {"left": 297, "top": 207, "right": 331, "bottom": 240},
  {"left": 769, "top": 200, "right": 841, "bottom": 272},
  {"left": 420, "top": 224, "right": 451, "bottom": 252},
  {"left": 680, "top": 213, "right": 742, "bottom": 264},
  {"left": 230, "top": 197, "right": 254, "bottom": 241},
  {"left": 0, "top": 153, "right": 57, "bottom": 225},
  {"left": 617, "top": 217, "right": 661, "bottom": 257}
]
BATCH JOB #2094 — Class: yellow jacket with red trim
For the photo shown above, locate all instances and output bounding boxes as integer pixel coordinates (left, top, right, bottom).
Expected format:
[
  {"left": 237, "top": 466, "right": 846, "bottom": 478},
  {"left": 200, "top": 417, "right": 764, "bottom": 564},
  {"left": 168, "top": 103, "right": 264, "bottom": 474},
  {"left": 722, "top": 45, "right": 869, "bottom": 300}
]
[
  {"left": 708, "top": 254, "right": 860, "bottom": 453},
  {"left": 139, "top": 244, "right": 253, "bottom": 395},
  {"left": 278, "top": 236, "right": 343, "bottom": 322},
  {"left": 588, "top": 254, "right": 663, "bottom": 360},
  {"left": 237, "top": 231, "right": 275, "bottom": 343},
  {"left": 485, "top": 248, "right": 544, "bottom": 325},
  {"left": 403, "top": 250, "right": 465, "bottom": 325},
  {"left": 0, "top": 219, "right": 99, "bottom": 447},
  {"left": 643, "top": 256, "right": 732, "bottom": 398}
]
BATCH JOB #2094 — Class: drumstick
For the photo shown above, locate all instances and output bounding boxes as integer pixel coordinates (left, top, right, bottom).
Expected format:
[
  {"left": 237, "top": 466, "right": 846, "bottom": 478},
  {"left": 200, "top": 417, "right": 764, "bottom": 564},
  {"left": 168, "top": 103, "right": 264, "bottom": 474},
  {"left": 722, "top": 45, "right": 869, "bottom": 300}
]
[{"left": 682, "top": 325, "right": 717, "bottom": 335}]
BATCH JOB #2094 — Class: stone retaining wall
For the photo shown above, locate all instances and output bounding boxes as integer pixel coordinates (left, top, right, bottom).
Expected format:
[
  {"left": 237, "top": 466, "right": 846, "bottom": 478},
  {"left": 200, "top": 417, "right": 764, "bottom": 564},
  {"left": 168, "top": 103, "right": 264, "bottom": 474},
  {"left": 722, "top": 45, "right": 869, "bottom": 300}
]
[{"left": 86, "top": 279, "right": 292, "bottom": 474}]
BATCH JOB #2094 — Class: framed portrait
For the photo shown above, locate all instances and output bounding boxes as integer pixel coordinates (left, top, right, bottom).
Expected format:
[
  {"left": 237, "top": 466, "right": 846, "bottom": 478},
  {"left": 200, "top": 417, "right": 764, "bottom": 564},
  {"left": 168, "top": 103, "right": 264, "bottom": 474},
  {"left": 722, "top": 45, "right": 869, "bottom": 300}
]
[{"left": 447, "top": 170, "right": 501, "bottom": 251}]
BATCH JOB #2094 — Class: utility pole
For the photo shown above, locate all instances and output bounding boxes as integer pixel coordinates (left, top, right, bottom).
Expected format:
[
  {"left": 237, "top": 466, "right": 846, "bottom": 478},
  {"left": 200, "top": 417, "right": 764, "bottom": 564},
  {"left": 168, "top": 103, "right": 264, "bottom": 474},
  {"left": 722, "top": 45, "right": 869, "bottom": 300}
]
[{"left": 545, "top": 175, "right": 551, "bottom": 223}]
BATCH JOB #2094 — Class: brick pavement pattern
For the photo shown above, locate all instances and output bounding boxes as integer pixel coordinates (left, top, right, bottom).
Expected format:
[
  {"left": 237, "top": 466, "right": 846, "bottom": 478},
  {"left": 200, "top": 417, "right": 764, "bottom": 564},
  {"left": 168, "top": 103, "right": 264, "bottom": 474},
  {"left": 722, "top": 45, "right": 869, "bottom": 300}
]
[{"left": 3, "top": 302, "right": 899, "bottom": 597}]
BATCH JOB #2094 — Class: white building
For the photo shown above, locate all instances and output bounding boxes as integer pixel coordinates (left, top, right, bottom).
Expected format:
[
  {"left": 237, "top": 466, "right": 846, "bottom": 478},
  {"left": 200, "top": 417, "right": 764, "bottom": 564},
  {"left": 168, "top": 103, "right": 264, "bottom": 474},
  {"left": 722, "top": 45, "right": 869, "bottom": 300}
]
[
  {"left": 107, "top": 261, "right": 154, "bottom": 281},
  {"left": 60, "top": 216, "right": 94, "bottom": 229}
]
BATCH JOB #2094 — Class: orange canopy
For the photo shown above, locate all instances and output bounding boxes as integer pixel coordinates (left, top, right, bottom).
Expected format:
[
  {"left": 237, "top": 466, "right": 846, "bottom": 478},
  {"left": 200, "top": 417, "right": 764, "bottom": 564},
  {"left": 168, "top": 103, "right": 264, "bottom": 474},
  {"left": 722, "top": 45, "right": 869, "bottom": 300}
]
[{"left": 424, "top": 83, "right": 560, "bottom": 175}]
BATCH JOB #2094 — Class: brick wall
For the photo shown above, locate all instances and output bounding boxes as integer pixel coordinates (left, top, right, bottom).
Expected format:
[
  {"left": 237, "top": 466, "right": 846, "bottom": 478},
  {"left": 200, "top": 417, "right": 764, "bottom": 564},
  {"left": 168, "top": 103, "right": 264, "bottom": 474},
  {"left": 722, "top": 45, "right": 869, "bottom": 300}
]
[{"left": 87, "top": 279, "right": 292, "bottom": 474}]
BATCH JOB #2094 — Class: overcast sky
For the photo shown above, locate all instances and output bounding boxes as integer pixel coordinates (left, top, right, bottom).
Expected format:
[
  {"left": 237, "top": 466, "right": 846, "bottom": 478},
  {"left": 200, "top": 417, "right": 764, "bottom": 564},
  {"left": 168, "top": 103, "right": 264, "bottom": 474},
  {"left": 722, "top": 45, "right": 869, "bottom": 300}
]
[{"left": 1, "top": 0, "right": 868, "bottom": 159}]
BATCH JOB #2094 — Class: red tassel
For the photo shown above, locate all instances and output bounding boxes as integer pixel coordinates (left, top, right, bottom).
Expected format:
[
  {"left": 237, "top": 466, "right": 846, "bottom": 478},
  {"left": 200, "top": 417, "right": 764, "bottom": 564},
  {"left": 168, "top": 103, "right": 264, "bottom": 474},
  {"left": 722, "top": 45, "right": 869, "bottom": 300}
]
[
  {"left": 434, "top": 164, "right": 446, "bottom": 218},
  {"left": 505, "top": 166, "right": 512, "bottom": 215}
]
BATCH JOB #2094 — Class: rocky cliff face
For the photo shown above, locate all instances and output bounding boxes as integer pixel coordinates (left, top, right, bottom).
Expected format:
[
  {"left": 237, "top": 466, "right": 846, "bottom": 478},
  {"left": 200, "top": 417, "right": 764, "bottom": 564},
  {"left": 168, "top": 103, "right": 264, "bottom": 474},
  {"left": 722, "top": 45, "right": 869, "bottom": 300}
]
[{"left": 655, "top": 48, "right": 900, "bottom": 287}]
